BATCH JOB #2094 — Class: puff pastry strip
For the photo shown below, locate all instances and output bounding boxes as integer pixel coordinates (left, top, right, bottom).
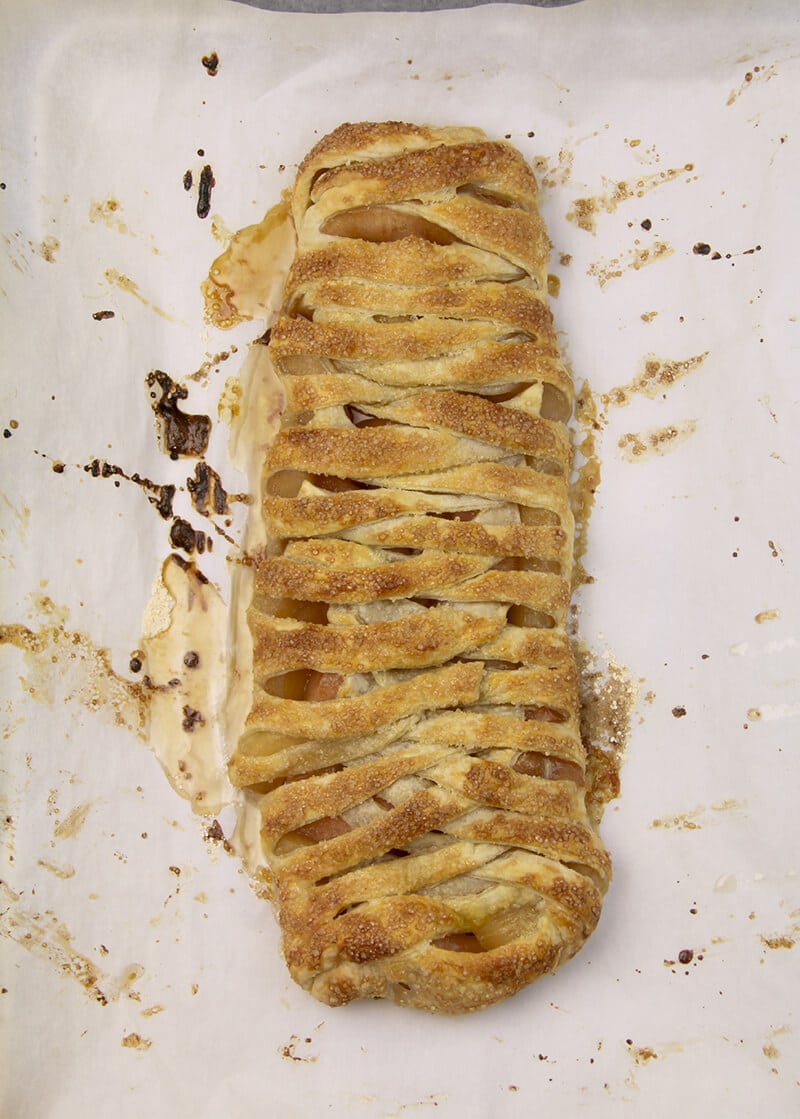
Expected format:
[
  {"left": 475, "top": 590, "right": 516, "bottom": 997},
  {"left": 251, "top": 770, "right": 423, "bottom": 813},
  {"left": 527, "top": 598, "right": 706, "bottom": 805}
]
[{"left": 231, "top": 122, "right": 610, "bottom": 1014}]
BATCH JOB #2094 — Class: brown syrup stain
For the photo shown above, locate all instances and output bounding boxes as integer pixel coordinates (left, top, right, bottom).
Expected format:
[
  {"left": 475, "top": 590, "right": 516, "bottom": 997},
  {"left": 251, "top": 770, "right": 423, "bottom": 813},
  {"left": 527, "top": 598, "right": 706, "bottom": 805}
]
[
  {"left": 761, "top": 1025, "right": 791, "bottom": 1069},
  {"left": 217, "top": 375, "right": 243, "bottom": 426},
  {"left": 631, "top": 1046, "right": 658, "bottom": 1065},
  {"left": 202, "top": 196, "right": 294, "bottom": 329},
  {"left": 588, "top": 241, "right": 673, "bottom": 288},
  {"left": 568, "top": 198, "right": 599, "bottom": 234},
  {"left": 618, "top": 420, "right": 697, "bottom": 462},
  {"left": 75, "top": 452, "right": 239, "bottom": 549},
  {"left": 760, "top": 929, "right": 797, "bottom": 951},
  {"left": 197, "top": 165, "right": 215, "bottom": 220},
  {"left": 574, "top": 642, "right": 639, "bottom": 823},
  {"left": 81, "top": 457, "right": 176, "bottom": 519},
  {"left": 279, "top": 1034, "right": 318, "bottom": 1063},
  {"left": 727, "top": 62, "right": 778, "bottom": 106},
  {"left": 533, "top": 148, "right": 574, "bottom": 190},
  {"left": 121, "top": 1032, "right": 152, "bottom": 1051},
  {"left": 755, "top": 609, "right": 780, "bottom": 624},
  {"left": 761, "top": 935, "right": 794, "bottom": 950},
  {"left": 187, "top": 461, "right": 228, "bottom": 517},
  {"left": 664, "top": 946, "right": 707, "bottom": 970},
  {"left": 204, "top": 819, "right": 232, "bottom": 851},
  {"left": 693, "top": 241, "right": 762, "bottom": 263},
  {"left": 601, "top": 353, "right": 708, "bottom": 411},
  {"left": 567, "top": 165, "right": 695, "bottom": 233},
  {"left": 201, "top": 51, "right": 219, "bottom": 76},
  {"left": 145, "top": 371, "right": 211, "bottom": 458},
  {"left": 36, "top": 236, "right": 60, "bottom": 263},
  {"left": 187, "top": 347, "right": 237, "bottom": 385},
  {"left": 104, "top": 269, "right": 174, "bottom": 321},
  {"left": 89, "top": 198, "right": 130, "bottom": 235},
  {"left": 170, "top": 517, "right": 213, "bottom": 556}
]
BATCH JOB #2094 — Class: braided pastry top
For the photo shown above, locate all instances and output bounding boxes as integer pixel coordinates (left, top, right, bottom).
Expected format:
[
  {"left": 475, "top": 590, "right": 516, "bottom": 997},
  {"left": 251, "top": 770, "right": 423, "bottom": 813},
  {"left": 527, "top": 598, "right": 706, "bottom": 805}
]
[{"left": 229, "top": 122, "right": 610, "bottom": 1014}]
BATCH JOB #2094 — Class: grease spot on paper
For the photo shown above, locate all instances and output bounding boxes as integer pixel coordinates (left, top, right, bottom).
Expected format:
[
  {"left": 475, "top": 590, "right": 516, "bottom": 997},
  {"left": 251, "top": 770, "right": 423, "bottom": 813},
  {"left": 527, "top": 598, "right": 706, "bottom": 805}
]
[
  {"left": 104, "top": 268, "right": 174, "bottom": 322},
  {"left": 0, "top": 884, "right": 145, "bottom": 1005},
  {"left": 53, "top": 802, "right": 93, "bottom": 841},
  {"left": 650, "top": 801, "right": 746, "bottom": 830},
  {"left": 89, "top": 198, "right": 130, "bottom": 236}
]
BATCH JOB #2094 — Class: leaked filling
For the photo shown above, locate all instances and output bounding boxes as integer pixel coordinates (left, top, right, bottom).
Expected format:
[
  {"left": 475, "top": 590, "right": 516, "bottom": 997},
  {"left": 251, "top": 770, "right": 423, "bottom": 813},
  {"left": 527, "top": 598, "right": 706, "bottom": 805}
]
[{"left": 322, "top": 206, "right": 459, "bottom": 245}]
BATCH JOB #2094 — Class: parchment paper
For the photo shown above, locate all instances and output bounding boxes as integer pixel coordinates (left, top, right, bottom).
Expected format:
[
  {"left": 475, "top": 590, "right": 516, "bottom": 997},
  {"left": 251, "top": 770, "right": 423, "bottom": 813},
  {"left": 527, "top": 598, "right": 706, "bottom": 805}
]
[{"left": 1, "top": 1, "right": 799, "bottom": 1114}]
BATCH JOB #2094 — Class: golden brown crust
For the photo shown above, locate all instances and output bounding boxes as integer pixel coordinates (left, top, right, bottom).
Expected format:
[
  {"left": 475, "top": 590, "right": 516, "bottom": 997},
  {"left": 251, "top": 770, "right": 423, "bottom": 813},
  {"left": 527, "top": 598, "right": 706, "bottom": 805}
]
[
  {"left": 230, "top": 122, "right": 610, "bottom": 1014},
  {"left": 248, "top": 606, "right": 506, "bottom": 677}
]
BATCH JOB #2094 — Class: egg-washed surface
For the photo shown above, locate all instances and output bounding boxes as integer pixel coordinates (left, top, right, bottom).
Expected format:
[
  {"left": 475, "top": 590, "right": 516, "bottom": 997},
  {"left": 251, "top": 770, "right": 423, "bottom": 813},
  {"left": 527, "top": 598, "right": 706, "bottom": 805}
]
[{"left": 228, "top": 122, "right": 611, "bottom": 1013}]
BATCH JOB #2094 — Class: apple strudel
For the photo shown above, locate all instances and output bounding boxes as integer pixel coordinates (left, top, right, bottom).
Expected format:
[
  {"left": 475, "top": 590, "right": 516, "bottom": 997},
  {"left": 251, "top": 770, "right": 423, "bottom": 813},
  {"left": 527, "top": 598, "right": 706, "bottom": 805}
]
[{"left": 229, "top": 122, "right": 610, "bottom": 1014}]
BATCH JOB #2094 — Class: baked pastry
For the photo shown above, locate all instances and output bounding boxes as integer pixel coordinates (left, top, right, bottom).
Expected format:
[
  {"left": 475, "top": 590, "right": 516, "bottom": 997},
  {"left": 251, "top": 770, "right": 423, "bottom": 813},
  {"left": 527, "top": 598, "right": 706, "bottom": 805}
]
[{"left": 229, "top": 122, "right": 610, "bottom": 1013}]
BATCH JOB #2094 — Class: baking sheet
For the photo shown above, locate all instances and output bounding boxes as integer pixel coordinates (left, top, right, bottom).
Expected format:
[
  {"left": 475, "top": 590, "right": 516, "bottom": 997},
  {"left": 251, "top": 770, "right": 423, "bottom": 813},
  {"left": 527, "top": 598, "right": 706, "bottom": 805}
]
[{"left": 1, "top": 0, "right": 799, "bottom": 1114}]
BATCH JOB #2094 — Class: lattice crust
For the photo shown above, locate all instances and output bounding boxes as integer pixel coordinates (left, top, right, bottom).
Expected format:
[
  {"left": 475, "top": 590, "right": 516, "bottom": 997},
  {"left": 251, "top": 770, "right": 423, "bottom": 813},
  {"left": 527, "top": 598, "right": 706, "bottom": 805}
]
[{"left": 230, "top": 122, "right": 611, "bottom": 1014}]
